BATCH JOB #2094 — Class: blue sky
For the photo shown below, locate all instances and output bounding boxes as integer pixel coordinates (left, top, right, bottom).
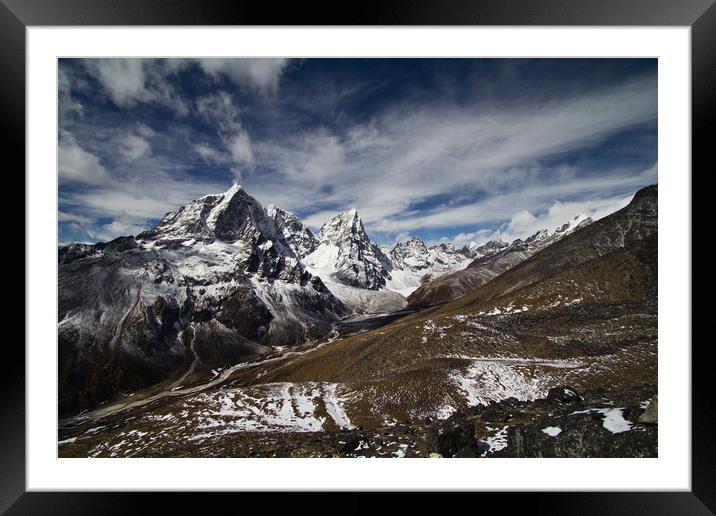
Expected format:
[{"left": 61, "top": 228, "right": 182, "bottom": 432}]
[{"left": 58, "top": 58, "right": 657, "bottom": 246}]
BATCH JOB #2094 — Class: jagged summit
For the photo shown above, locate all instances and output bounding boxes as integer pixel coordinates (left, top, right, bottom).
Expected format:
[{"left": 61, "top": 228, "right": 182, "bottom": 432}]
[
  {"left": 390, "top": 236, "right": 430, "bottom": 271},
  {"left": 266, "top": 204, "right": 319, "bottom": 259},
  {"left": 318, "top": 208, "right": 365, "bottom": 245},
  {"left": 467, "top": 238, "right": 510, "bottom": 258},
  {"left": 138, "top": 183, "right": 264, "bottom": 246},
  {"left": 306, "top": 208, "right": 392, "bottom": 290},
  {"left": 390, "top": 236, "right": 468, "bottom": 273}
]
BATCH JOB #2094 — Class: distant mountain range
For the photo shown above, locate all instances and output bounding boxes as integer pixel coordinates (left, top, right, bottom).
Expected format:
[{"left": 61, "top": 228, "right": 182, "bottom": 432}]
[{"left": 408, "top": 213, "right": 593, "bottom": 307}]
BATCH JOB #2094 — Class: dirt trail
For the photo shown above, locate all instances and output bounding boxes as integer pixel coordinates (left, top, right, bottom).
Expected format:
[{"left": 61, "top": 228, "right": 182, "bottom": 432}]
[{"left": 59, "top": 328, "right": 344, "bottom": 429}]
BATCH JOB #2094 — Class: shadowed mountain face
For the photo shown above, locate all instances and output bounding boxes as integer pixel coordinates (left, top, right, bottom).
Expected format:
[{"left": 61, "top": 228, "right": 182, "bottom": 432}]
[
  {"left": 407, "top": 214, "right": 593, "bottom": 307},
  {"left": 58, "top": 185, "right": 347, "bottom": 417}
]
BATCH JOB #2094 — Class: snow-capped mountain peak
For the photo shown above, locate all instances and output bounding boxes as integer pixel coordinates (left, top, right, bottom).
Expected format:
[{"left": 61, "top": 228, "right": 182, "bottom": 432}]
[
  {"left": 466, "top": 238, "right": 510, "bottom": 258},
  {"left": 554, "top": 213, "right": 593, "bottom": 236},
  {"left": 306, "top": 209, "right": 392, "bottom": 291},
  {"left": 390, "top": 236, "right": 430, "bottom": 270},
  {"left": 318, "top": 208, "right": 365, "bottom": 245},
  {"left": 138, "top": 183, "right": 268, "bottom": 247}
]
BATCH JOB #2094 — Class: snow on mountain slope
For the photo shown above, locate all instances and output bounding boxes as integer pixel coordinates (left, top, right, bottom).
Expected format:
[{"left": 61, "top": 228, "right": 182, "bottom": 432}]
[
  {"left": 59, "top": 185, "right": 347, "bottom": 416},
  {"left": 58, "top": 181, "right": 603, "bottom": 417},
  {"left": 306, "top": 209, "right": 393, "bottom": 290},
  {"left": 408, "top": 213, "right": 594, "bottom": 307},
  {"left": 303, "top": 223, "right": 405, "bottom": 313},
  {"left": 304, "top": 212, "right": 476, "bottom": 308},
  {"left": 303, "top": 209, "right": 576, "bottom": 306},
  {"left": 466, "top": 238, "right": 510, "bottom": 258},
  {"left": 385, "top": 239, "right": 473, "bottom": 296},
  {"left": 266, "top": 204, "right": 319, "bottom": 259}
]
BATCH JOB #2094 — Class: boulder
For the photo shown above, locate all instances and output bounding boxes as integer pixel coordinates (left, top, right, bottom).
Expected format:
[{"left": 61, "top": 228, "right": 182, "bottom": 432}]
[
  {"left": 547, "top": 386, "right": 581, "bottom": 403},
  {"left": 638, "top": 395, "right": 658, "bottom": 424}
]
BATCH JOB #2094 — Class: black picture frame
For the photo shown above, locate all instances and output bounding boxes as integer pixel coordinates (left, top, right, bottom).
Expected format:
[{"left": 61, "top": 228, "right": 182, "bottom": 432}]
[{"left": 2, "top": 0, "right": 710, "bottom": 513}]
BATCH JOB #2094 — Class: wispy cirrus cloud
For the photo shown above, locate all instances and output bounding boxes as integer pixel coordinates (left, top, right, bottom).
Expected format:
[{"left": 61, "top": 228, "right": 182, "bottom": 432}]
[
  {"left": 196, "top": 58, "right": 290, "bottom": 94},
  {"left": 58, "top": 58, "right": 657, "bottom": 245},
  {"left": 245, "top": 75, "right": 657, "bottom": 239}
]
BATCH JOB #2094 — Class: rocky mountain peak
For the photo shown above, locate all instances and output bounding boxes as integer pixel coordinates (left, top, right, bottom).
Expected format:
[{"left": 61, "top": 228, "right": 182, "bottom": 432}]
[
  {"left": 391, "top": 235, "right": 428, "bottom": 255},
  {"left": 137, "top": 183, "right": 265, "bottom": 247},
  {"left": 266, "top": 204, "right": 319, "bottom": 259},
  {"left": 554, "top": 213, "right": 594, "bottom": 236},
  {"left": 211, "top": 185, "right": 268, "bottom": 243},
  {"left": 306, "top": 208, "right": 392, "bottom": 290},
  {"left": 467, "top": 238, "right": 510, "bottom": 258},
  {"left": 318, "top": 208, "right": 366, "bottom": 245}
]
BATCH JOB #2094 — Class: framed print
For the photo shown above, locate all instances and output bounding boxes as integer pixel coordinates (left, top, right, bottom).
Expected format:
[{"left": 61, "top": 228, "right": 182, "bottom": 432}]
[{"left": 3, "top": 0, "right": 711, "bottom": 513}]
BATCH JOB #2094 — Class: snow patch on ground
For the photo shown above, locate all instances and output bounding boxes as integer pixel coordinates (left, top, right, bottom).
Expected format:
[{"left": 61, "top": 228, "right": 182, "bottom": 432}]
[
  {"left": 477, "top": 302, "right": 530, "bottom": 316},
  {"left": 393, "top": 443, "right": 409, "bottom": 458},
  {"left": 569, "top": 407, "right": 633, "bottom": 434},
  {"left": 184, "top": 381, "right": 356, "bottom": 440},
  {"left": 435, "top": 404, "right": 457, "bottom": 420},
  {"left": 542, "top": 426, "right": 562, "bottom": 437},
  {"left": 484, "top": 426, "right": 509, "bottom": 453},
  {"left": 422, "top": 319, "right": 453, "bottom": 339},
  {"left": 452, "top": 360, "right": 551, "bottom": 406}
]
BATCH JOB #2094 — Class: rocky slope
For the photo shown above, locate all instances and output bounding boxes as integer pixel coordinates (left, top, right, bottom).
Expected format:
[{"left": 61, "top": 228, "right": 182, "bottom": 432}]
[
  {"left": 58, "top": 383, "right": 657, "bottom": 458},
  {"left": 236, "top": 185, "right": 657, "bottom": 428},
  {"left": 408, "top": 214, "right": 593, "bottom": 307},
  {"left": 441, "top": 186, "right": 656, "bottom": 315},
  {"left": 266, "top": 204, "right": 319, "bottom": 259}
]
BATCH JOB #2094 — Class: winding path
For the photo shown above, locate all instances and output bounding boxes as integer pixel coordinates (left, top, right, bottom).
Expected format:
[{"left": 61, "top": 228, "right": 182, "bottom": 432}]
[{"left": 59, "top": 328, "right": 342, "bottom": 429}]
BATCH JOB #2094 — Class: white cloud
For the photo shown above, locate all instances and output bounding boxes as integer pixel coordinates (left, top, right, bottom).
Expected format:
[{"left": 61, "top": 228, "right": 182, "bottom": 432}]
[
  {"left": 194, "top": 143, "right": 226, "bottom": 164},
  {"left": 58, "top": 134, "right": 110, "bottom": 185},
  {"left": 61, "top": 174, "right": 230, "bottom": 221},
  {"left": 503, "top": 194, "right": 634, "bottom": 239},
  {"left": 84, "top": 59, "right": 189, "bottom": 115},
  {"left": 507, "top": 210, "right": 538, "bottom": 235},
  {"left": 58, "top": 67, "right": 83, "bottom": 119},
  {"left": 59, "top": 59, "right": 657, "bottom": 246},
  {"left": 196, "top": 91, "right": 241, "bottom": 133},
  {"left": 82, "top": 59, "right": 289, "bottom": 115},
  {"left": 640, "top": 162, "right": 658, "bottom": 178},
  {"left": 436, "top": 191, "right": 637, "bottom": 248},
  {"left": 119, "top": 133, "right": 151, "bottom": 161},
  {"left": 195, "top": 91, "right": 255, "bottom": 178},
  {"left": 228, "top": 132, "right": 254, "bottom": 166},
  {"left": 92, "top": 59, "right": 145, "bottom": 106},
  {"left": 450, "top": 229, "right": 503, "bottom": 246},
  {"left": 58, "top": 211, "right": 94, "bottom": 225},
  {"left": 197, "top": 58, "right": 289, "bottom": 93}
]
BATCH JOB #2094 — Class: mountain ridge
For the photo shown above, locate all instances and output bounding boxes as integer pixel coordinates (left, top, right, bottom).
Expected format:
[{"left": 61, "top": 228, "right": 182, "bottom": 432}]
[{"left": 407, "top": 212, "right": 594, "bottom": 307}]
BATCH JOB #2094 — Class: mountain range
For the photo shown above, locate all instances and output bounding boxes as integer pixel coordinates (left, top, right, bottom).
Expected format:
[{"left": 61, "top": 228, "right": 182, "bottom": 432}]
[
  {"left": 408, "top": 213, "right": 593, "bottom": 307},
  {"left": 58, "top": 183, "right": 634, "bottom": 419},
  {"left": 58, "top": 184, "right": 658, "bottom": 458}
]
